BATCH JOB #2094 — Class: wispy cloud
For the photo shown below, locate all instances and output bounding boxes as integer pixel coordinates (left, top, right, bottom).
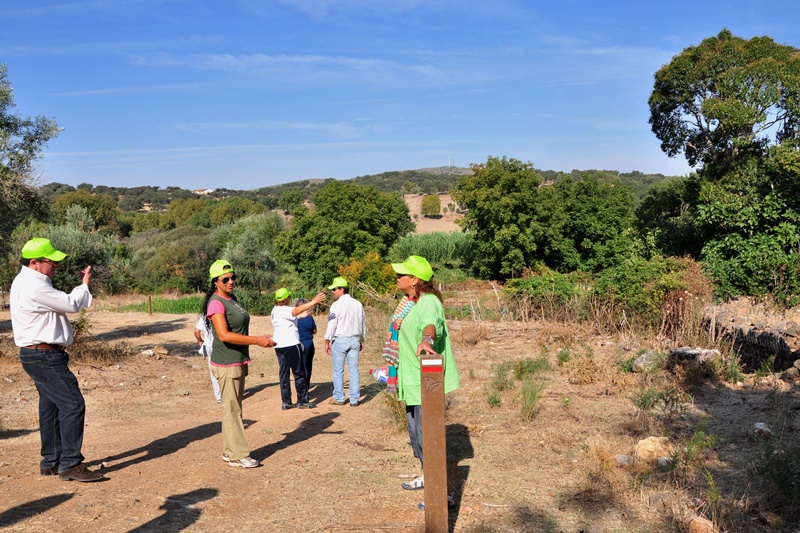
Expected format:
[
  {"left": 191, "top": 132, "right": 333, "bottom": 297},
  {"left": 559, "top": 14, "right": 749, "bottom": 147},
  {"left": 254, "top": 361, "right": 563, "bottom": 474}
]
[{"left": 173, "top": 119, "right": 359, "bottom": 137}]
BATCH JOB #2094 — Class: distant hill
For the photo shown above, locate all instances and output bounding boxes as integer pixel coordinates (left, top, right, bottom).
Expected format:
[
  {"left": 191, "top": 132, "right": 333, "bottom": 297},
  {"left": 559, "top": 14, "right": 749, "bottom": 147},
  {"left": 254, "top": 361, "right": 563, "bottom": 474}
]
[{"left": 39, "top": 166, "right": 682, "bottom": 212}]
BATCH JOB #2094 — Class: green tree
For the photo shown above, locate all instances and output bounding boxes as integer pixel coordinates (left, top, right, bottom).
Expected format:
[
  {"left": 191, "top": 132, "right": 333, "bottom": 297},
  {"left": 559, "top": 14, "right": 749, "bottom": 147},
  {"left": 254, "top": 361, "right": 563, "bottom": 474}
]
[
  {"left": 277, "top": 186, "right": 304, "bottom": 213},
  {"left": 128, "top": 226, "right": 219, "bottom": 292},
  {"left": 454, "top": 157, "right": 638, "bottom": 279},
  {"left": 50, "top": 189, "right": 119, "bottom": 228},
  {"left": 420, "top": 194, "right": 441, "bottom": 217},
  {"left": 8, "top": 206, "right": 119, "bottom": 293},
  {"left": 161, "top": 197, "right": 209, "bottom": 229},
  {"left": 649, "top": 29, "right": 800, "bottom": 171},
  {"left": 0, "top": 64, "right": 60, "bottom": 262},
  {"left": 276, "top": 181, "right": 414, "bottom": 286},
  {"left": 452, "top": 156, "right": 544, "bottom": 279},
  {"left": 648, "top": 30, "right": 800, "bottom": 301},
  {"left": 209, "top": 197, "right": 265, "bottom": 226}
]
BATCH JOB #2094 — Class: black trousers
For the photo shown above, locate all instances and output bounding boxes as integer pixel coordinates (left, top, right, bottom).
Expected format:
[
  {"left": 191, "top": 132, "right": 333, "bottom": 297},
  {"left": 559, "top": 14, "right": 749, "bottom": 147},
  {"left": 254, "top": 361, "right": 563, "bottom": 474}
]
[{"left": 275, "top": 344, "right": 308, "bottom": 404}]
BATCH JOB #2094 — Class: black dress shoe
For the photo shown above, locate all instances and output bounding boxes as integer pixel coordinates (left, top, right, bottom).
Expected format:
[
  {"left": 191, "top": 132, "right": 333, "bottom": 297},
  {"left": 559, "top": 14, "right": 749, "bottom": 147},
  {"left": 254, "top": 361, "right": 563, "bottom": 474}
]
[{"left": 40, "top": 466, "right": 58, "bottom": 476}]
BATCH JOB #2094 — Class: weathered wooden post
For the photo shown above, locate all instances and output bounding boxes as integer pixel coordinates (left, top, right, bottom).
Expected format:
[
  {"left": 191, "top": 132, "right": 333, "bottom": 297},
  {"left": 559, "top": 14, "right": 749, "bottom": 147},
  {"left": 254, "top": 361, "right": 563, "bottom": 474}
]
[
  {"left": 148, "top": 295, "right": 152, "bottom": 315},
  {"left": 421, "top": 353, "right": 447, "bottom": 532}
]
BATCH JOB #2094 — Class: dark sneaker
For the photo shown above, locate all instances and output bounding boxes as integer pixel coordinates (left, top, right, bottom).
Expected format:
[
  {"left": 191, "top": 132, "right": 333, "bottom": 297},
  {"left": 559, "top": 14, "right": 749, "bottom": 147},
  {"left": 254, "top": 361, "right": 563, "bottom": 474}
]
[
  {"left": 349, "top": 401, "right": 359, "bottom": 407},
  {"left": 58, "top": 463, "right": 105, "bottom": 482},
  {"left": 297, "top": 402, "right": 316, "bottom": 409},
  {"left": 40, "top": 466, "right": 58, "bottom": 476},
  {"left": 281, "top": 403, "right": 297, "bottom": 410}
]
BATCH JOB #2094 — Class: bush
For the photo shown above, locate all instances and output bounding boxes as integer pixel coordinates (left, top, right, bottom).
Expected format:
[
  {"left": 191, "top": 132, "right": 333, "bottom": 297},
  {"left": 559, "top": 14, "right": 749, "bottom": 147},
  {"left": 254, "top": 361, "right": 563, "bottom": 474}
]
[
  {"left": 504, "top": 267, "right": 591, "bottom": 321},
  {"left": 592, "top": 255, "right": 713, "bottom": 334}
]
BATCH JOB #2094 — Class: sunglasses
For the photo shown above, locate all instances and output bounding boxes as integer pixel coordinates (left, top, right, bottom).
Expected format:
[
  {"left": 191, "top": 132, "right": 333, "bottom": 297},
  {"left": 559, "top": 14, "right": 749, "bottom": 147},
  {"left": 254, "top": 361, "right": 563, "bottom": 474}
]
[
  {"left": 395, "top": 273, "right": 408, "bottom": 278},
  {"left": 40, "top": 259, "right": 59, "bottom": 266},
  {"left": 218, "top": 274, "right": 237, "bottom": 284}
]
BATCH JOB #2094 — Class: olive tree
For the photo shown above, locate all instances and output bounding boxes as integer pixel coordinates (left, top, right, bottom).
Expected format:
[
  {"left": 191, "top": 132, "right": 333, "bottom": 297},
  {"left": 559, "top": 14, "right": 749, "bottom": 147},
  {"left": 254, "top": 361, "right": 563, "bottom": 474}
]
[{"left": 0, "top": 65, "right": 60, "bottom": 264}]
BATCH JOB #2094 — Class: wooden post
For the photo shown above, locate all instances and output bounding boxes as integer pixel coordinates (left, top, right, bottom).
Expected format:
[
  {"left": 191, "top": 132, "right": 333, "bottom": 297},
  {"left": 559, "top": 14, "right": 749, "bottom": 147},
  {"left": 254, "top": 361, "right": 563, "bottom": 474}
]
[
  {"left": 420, "top": 353, "right": 448, "bottom": 533},
  {"left": 148, "top": 295, "right": 152, "bottom": 315}
]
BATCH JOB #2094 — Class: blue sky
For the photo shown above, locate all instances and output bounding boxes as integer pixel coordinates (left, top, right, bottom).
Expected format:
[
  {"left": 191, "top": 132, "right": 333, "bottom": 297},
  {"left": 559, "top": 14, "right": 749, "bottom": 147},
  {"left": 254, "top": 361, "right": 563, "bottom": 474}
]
[{"left": 2, "top": 1, "right": 798, "bottom": 190}]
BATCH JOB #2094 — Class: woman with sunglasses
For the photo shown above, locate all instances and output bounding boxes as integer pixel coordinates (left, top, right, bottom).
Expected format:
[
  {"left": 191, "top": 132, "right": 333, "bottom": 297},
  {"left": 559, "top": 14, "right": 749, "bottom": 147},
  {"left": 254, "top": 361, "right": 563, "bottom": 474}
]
[
  {"left": 200, "top": 260, "right": 275, "bottom": 468},
  {"left": 391, "top": 255, "right": 460, "bottom": 491}
]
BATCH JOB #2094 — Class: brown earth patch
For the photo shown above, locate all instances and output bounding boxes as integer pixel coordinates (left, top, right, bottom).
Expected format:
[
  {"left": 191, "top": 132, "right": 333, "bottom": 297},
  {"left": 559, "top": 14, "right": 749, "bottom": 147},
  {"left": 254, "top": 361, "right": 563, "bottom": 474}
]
[{"left": 0, "top": 296, "right": 797, "bottom": 532}]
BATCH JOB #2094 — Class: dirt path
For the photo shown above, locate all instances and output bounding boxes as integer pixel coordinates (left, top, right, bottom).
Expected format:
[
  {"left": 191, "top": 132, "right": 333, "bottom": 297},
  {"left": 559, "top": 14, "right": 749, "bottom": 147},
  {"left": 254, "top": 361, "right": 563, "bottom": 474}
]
[{"left": 1, "top": 305, "right": 793, "bottom": 532}]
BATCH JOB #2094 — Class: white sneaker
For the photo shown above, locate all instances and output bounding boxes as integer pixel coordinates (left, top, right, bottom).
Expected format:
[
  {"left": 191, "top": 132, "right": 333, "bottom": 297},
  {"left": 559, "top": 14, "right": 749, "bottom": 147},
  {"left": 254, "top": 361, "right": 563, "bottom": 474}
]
[
  {"left": 228, "top": 456, "right": 260, "bottom": 468},
  {"left": 402, "top": 475, "right": 424, "bottom": 490}
]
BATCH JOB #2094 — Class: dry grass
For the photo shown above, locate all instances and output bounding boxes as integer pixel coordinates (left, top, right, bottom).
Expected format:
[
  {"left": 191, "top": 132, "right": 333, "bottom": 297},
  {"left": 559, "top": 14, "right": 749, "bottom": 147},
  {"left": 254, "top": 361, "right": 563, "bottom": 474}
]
[{"left": 1, "top": 294, "right": 799, "bottom": 532}]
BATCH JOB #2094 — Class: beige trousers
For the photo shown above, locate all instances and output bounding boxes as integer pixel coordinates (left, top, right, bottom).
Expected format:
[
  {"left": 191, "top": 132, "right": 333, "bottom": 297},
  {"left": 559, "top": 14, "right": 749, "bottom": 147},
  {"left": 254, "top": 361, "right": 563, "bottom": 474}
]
[{"left": 211, "top": 364, "right": 250, "bottom": 461}]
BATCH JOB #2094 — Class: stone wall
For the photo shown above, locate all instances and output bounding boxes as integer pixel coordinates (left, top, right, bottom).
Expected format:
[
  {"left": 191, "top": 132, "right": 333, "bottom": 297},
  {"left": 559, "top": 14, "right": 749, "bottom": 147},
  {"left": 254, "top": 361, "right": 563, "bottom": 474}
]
[{"left": 703, "top": 298, "right": 800, "bottom": 371}]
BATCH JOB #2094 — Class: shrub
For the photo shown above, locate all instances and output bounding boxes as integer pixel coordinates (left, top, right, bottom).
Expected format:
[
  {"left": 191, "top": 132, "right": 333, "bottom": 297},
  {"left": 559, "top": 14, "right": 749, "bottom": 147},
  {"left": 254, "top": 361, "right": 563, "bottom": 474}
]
[
  {"left": 513, "top": 357, "right": 551, "bottom": 380},
  {"left": 520, "top": 377, "right": 546, "bottom": 422},
  {"left": 592, "top": 255, "right": 713, "bottom": 335},
  {"left": 68, "top": 311, "right": 133, "bottom": 363}
]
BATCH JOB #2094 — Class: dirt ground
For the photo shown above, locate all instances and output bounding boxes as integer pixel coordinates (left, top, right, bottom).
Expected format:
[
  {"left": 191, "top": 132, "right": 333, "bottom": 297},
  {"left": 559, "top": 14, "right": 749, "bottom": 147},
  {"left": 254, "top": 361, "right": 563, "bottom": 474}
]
[{"left": 0, "top": 299, "right": 798, "bottom": 532}]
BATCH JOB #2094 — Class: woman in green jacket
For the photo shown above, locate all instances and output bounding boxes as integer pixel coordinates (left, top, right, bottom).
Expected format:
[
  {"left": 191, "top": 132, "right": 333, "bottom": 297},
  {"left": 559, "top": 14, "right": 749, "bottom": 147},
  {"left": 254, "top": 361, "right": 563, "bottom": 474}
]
[{"left": 391, "top": 255, "right": 460, "bottom": 491}]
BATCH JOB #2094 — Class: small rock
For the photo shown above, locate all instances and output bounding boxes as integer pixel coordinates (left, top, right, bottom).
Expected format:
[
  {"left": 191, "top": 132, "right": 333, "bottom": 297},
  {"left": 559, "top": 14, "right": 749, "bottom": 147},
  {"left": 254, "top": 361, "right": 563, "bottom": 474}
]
[
  {"left": 141, "top": 349, "right": 155, "bottom": 356},
  {"left": 191, "top": 365, "right": 201, "bottom": 370},
  {"left": 649, "top": 492, "right": 679, "bottom": 513},
  {"left": 616, "top": 454, "right": 634, "bottom": 467},
  {"left": 688, "top": 515, "right": 717, "bottom": 533},
  {"left": 4, "top": 376, "right": 13, "bottom": 383},
  {"left": 793, "top": 358, "right": 800, "bottom": 370},
  {"left": 632, "top": 350, "right": 662, "bottom": 373},
  {"left": 153, "top": 346, "right": 169, "bottom": 356},
  {"left": 657, "top": 457, "right": 673, "bottom": 469},
  {"left": 781, "top": 367, "right": 799, "bottom": 382},
  {"left": 760, "top": 510, "right": 782, "bottom": 527},
  {"left": 179, "top": 390, "right": 190, "bottom": 396},
  {"left": 755, "top": 422, "right": 773, "bottom": 438},
  {"left": 634, "top": 436, "right": 674, "bottom": 465}
]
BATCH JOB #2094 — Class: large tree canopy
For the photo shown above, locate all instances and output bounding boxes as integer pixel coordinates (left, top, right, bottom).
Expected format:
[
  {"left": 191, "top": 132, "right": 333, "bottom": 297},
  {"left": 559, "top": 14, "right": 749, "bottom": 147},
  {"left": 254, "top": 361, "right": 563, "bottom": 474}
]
[
  {"left": 648, "top": 31, "right": 800, "bottom": 302},
  {"left": 453, "top": 157, "right": 636, "bottom": 280},
  {"left": 0, "top": 65, "right": 60, "bottom": 261},
  {"left": 276, "top": 181, "right": 414, "bottom": 286},
  {"left": 649, "top": 29, "right": 800, "bottom": 170}
]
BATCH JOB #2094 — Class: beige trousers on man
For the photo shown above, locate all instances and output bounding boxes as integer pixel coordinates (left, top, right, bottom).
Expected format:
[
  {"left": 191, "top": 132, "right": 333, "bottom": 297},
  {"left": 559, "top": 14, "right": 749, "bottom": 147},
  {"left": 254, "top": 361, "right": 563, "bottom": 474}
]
[{"left": 211, "top": 364, "right": 250, "bottom": 461}]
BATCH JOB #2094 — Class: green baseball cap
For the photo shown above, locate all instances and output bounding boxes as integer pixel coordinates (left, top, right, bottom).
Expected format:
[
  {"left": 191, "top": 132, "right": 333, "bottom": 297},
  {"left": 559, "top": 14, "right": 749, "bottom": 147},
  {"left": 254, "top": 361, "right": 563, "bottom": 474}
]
[
  {"left": 275, "top": 288, "right": 290, "bottom": 300},
  {"left": 21, "top": 238, "right": 67, "bottom": 261},
  {"left": 328, "top": 276, "right": 349, "bottom": 290},
  {"left": 391, "top": 255, "right": 433, "bottom": 281},
  {"left": 209, "top": 259, "right": 233, "bottom": 280}
]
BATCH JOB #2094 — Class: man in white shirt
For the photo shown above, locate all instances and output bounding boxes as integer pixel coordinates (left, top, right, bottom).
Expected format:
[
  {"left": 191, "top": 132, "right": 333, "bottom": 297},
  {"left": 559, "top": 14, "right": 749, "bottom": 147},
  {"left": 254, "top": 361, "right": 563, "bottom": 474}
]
[
  {"left": 10, "top": 238, "right": 105, "bottom": 482},
  {"left": 324, "top": 277, "right": 366, "bottom": 406}
]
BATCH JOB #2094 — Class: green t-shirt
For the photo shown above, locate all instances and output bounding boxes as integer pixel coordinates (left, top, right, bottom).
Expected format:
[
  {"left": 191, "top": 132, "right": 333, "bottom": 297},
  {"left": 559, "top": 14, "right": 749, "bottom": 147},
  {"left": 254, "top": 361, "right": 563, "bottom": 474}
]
[
  {"left": 209, "top": 294, "right": 251, "bottom": 366},
  {"left": 396, "top": 293, "right": 460, "bottom": 406}
]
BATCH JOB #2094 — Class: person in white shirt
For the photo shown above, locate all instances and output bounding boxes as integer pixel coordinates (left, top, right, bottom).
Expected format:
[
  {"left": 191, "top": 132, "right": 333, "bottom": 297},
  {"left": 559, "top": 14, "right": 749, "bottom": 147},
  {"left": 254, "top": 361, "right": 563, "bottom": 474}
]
[
  {"left": 324, "top": 277, "right": 366, "bottom": 406},
  {"left": 270, "top": 288, "right": 326, "bottom": 410},
  {"left": 10, "top": 238, "right": 105, "bottom": 482},
  {"left": 193, "top": 316, "right": 221, "bottom": 403}
]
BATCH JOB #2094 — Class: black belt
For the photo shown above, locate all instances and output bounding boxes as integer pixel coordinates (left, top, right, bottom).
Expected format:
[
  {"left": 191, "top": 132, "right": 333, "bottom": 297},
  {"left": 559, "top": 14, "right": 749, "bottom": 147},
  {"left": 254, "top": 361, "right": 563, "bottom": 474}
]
[{"left": 25, "top": 343, "right": 65, "bottom": 351}]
